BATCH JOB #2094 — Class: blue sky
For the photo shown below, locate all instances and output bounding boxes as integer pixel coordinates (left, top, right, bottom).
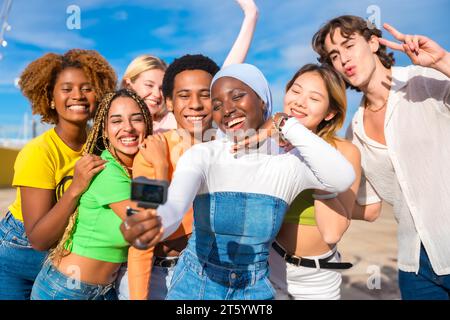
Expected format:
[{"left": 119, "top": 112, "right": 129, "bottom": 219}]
[{"left": 0, "top": 0, "right": 449, "bottom": 139}]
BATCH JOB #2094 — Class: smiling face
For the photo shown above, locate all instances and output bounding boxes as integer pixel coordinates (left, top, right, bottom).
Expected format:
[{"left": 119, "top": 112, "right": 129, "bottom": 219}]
[
  {"left": 52, "top": 67, "right": 96, "bottom": 125},
  {"left": 166, "top": 69, "right": 213, "bottom": 137},
  {"left": 283, "top": 71, "right": 335, "bottom": 132},
  {"left": 105, "top": 96, "right": 147, "bottom": 167},
  {"left": 324, "top": 28, "right": 379, "bottom": 88},
  {"left": 126, "top": 68, "right": 165, "bottom": 118},
  {"left": 211, "top": 76, "right": 265, "bottom": 138}
]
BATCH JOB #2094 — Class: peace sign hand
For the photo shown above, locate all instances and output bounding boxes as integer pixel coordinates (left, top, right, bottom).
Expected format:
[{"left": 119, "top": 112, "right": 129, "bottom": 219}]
[{"left": 378, "top": 23, "right": 447, "bottom": 71}]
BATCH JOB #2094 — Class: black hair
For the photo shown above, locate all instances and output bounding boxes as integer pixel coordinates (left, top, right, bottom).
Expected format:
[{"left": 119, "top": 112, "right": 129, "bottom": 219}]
[{"left": 162, "top": 54, "right": 220, "bottom": 98}]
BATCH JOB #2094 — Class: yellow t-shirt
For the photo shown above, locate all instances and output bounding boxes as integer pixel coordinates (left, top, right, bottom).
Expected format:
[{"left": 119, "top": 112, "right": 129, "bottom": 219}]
[{"left": 8, "top": 128, "right": 83, "bottom": 221}]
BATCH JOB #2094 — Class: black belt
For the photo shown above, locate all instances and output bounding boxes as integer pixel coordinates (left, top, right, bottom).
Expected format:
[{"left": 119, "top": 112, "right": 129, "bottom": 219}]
[
  {"left": 272, "top": 242, "right": 353, "bottom": 270},
  {"left": 153, "top": 256, "right": 179, "bottom": 268}
]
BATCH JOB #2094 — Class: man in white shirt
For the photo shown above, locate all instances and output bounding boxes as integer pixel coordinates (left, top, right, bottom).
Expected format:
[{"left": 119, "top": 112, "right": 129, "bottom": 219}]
[{"left": 312, "top": 15, "right": 450, "bottom": 299}]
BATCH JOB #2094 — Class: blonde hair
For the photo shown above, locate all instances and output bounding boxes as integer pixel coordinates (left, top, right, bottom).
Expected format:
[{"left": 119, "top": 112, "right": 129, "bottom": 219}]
[
  {"left": 121, "top": 54, "right": 167, "bottom": 88},
  {"left": 48, "top": 89, "right": 152, "bottom": 265},
  {"left": 285, "top": 64, "right": 347, "bottom": 147},
  {"left": 121, "top": 55, "right": 168, "bottom": 119}
]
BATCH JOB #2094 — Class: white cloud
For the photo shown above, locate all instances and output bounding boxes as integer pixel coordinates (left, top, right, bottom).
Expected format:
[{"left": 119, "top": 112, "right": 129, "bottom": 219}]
[
  {"left": 6, "top": 1, "right": 95, "bottom": 50},
  {"left": 1, "top": 0, "right": 448, "bottom": 127},
  {"left": 151, "top": 25, "right": 177, "bottom": 39}
]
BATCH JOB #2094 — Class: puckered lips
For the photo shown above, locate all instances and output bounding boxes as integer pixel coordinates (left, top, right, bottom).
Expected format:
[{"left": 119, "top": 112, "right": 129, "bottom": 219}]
[{"left": 344, "top": 66, "right": 356, "bottom": 77}]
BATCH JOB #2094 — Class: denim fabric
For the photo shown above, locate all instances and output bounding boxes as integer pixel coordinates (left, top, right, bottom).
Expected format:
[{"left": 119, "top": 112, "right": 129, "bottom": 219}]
[
  {"left": 0, "top": 212, "right": 47, "bottom": 300},
  {"left": 166, "top": 192, "right": 288, "bottom": 300},
  {"left": 148, "top": 260, "right": 177, "bottom": 300},
  {"left": 399, "top": 244, "right": 450, "bottom": 300},
  {"left": 166, "top": 249, "right": 275, "bottom": 300},
  {"left": 31, "top": 262, "right": 118, "bottom": 300}
]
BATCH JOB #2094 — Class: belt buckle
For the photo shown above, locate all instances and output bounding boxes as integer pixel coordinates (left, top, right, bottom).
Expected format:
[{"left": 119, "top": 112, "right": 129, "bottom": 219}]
[
  {"left": 167, "top": 259, "right": 177, "bottom": 268},
  {"left": 291, "top": 256, "right": 302, "bottom": 267}
]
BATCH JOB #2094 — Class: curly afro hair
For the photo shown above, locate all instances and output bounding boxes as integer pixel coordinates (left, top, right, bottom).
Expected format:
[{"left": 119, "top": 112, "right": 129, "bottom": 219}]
[
  {"left": 19, "top": 49, "right": 117, "bottom": 124},
  {"left": 162, "top": 54, "right": 219, "bottom": 99}
]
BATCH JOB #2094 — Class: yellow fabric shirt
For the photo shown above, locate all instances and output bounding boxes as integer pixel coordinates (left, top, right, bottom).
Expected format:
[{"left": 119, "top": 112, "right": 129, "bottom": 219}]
[
  {"left": 8, "top": 128, "right": 83, "bottom": 221},
  {"left": 283, "top": 189, "right": 317, "bottom": 226}
]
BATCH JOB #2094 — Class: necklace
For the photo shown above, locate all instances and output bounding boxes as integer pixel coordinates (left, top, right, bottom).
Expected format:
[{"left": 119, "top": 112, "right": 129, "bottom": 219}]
[{"left": 365, "top": 98, "right": 388, "bottom": 113}]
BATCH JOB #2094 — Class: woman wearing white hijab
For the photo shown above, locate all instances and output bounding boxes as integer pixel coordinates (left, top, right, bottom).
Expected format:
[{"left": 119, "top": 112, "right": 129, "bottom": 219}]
[{"left": 120, "top": 63, "right": 356, "bottom": 300}]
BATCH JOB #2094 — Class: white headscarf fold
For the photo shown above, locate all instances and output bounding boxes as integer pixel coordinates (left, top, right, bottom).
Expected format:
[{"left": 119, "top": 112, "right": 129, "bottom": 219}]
[{"left": 211, "top": 63, "right": 273, "bottom": 121}]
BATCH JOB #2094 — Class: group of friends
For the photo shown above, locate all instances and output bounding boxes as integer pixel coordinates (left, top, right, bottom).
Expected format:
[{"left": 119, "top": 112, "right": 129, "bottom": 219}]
[{"left": 0, "top": 0, "right": 449, "bottom": 300}]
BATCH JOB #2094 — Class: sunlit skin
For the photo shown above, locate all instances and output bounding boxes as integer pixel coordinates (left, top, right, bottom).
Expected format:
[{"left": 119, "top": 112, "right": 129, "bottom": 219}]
[
  {"left": 166, "top": 70, "right": 214, "bottom": 141},
  {"left": 126, "top": 69, "right": 166, "bottom": 121},
  {"left": 283, "top": 71, "right": 336, "bottom": 132},
  {"left": 278, "top": 70, "right": 344, "bottom": 256},
  {"left": 211, "top": 76, "right": 265, "bottom": 141},
  {"left": 52, "top": 67, "right": 97, "bottom": 150},
  {"left": 324, "top": 28, "right": 390, "bottom": 146},
  {"left": 324, "top": 29, "right": 381, "bottom": 89},
  {"left": 19, "top": 67, "right": 108, "bottom": 254},
  {"left": 105, "top": 97, "right": 147, "bottom": 168}
]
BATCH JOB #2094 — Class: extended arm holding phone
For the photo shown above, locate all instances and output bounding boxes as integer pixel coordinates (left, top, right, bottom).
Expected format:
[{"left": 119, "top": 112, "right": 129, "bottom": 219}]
[
  {"left": 128, "top": 177, "right": 169, "bottom": 215},
  {"left": 121, "top": 163, "right": 202, "bottom": 248}
]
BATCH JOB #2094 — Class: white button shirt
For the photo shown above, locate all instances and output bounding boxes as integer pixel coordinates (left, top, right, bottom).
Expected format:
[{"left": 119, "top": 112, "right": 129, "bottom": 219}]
[{"left": 347, "top": 65, "right": 450, "bottom": 275}]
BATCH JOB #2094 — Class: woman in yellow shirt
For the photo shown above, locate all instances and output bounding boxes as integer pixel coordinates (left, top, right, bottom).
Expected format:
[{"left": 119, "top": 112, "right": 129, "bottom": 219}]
[{"left": 0, "top": 49, "right": 116, "bottom": 300}]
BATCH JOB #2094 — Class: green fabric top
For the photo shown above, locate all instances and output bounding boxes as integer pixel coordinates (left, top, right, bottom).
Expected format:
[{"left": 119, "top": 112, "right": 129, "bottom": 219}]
[
  {"left": 284, "top": 189, "right": 317, "bottom": 226},
  {"left": 67, "top": 150, "right": 130, "bottom": 263}
]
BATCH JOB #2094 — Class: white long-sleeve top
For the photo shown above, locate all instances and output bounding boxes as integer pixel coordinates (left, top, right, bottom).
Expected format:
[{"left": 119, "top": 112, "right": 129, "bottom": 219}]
[{"left": 158, "top": 117, "right": 355, "bottom": 239}]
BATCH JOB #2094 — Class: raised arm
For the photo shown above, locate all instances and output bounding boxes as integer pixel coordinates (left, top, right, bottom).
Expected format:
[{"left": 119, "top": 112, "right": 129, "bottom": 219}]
[
  {"left": 222, "top": 0, "right": 259, "bottom": 67},
  {"left": 378, "top": 23, "right": 450, "bottom": 77}
]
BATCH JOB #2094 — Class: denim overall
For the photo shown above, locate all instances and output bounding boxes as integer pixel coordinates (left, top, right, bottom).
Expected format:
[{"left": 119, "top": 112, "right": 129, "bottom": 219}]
[{"left": 166, "top": 192, "right": 288, "bottom": 300}]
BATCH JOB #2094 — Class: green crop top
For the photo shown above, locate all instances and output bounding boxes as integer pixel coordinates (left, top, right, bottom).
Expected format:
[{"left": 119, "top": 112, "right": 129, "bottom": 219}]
[
  {"left": 66, "top": 150, "right": 130, "bottom": 263},
  {"left": 284, "top": 189, "right": 317, "bottom": 226}
]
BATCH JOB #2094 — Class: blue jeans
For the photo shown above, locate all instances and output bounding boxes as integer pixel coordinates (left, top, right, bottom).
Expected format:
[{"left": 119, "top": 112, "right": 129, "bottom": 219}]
[
  {"left": 399, "top": 244, "right": 450, "bottom": 300},
  {"left": 31, "top": 262, "right": 118, "bottom": 300},
  {"left": 166, "top": 249, "right": 275, "bottom": 300},
  {"left": 149, "top": 258, "right": 177, "bottom": 300},
  {"left": 0, "top": 211, "right": 47, "bottom": 300}
]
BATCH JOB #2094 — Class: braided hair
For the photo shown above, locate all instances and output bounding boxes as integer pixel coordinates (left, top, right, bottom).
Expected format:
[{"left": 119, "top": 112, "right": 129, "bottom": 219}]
[
  {"left": 84, "top": 88, "right": 153, "bottom": 174},
  {"left": 48, "top": 88, "right": 152, "bottom": 264}
]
